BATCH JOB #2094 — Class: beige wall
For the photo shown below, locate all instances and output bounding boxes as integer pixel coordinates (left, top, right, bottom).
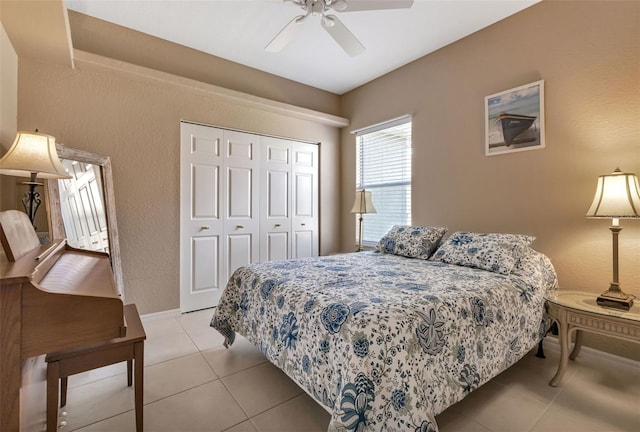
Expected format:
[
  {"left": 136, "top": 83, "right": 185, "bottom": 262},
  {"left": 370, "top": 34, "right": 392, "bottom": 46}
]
[
  {"left": 340, "top": 0, "right": 640, "bottom": 359},
  {"left": 0, "top": 21, "right": 18, "bottom": 219},
  {"left": 17, "top": 54, "right": 342, "bottom": 314},
  {"left": 68, "top": 11, "right": 341, "bottom": 117}
]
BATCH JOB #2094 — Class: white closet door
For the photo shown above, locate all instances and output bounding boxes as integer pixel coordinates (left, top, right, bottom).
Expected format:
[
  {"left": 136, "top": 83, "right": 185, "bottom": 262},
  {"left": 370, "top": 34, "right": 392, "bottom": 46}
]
[
  {"left": 260, "top": 137, "right": 292, "bottom": 262},
  {"left": 292, "top": 142, "right": 319, "bottom": 258},
  {"left": 181, "top": 122, "right": 319, "bottom": 312},
  {"left": 180, "top": 123, "right": 225, "bottom": 312},
  {"left": 223, "top": 130, "right": 261, "bottom": 283}
]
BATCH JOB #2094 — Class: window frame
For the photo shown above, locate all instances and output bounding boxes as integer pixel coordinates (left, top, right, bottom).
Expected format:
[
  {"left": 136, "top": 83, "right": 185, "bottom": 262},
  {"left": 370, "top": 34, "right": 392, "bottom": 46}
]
[{"left": 352, "top": 115, "right": 412, "bottom": 247}]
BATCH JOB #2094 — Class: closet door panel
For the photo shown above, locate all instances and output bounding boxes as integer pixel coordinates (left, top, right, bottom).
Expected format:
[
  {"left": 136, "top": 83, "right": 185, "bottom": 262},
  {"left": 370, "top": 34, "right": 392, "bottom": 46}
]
[
  {"left": 226, "top": 233, "right": 254, "bottom": 279},
  {"left": 294, "top": 173, "right": 313, "bottom": 217},
  {"left": 227, "top": 167, "right": 253, "bottom": 218},
  {"left": 292, "top": 142, "right": 319, "bottom": 258},
  {"left": 268, "top": 170, "right": 289, "bottom": 218},
  {"left": 260, "top": 137, "right": 292, "bottom": 261},
  {"left": 223, "top": 130, "right": 260, "bottom": 281},
  {"left": 180, "top": 123, "right": 225, "bottom": 312},
  {"left": 193, "top": 164, "right": 220, "bottom": 218},
  {"left": 293, "top": 231, "right": 313, "bottom": 259},
  {"left": 192, "top": 235, "right": 220, "bottom": 293},
  {"left": 266, "top": 232, "right": 289, "bottom": 262}
]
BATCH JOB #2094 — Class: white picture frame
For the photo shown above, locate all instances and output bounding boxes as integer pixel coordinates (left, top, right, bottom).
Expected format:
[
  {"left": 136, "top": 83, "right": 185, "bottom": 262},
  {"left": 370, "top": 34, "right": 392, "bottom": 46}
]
[{"left": 485, "top": 80, "right": 545, "bottom": 156}]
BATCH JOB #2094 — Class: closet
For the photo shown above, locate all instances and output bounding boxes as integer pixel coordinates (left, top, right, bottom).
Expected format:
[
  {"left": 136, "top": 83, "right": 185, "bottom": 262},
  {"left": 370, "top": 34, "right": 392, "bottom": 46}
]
[{"left": 180, "top": 122, "right": 319, "bottom": 312}]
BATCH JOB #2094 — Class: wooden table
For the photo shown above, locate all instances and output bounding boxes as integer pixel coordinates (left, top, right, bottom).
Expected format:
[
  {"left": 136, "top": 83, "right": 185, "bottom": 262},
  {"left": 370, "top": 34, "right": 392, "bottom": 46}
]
[
  {"left": 545, "top": 291, "right": 640, "bottom": 386},
  {"left": 45, "top": 304, "right": 146, "bottom": 432}
]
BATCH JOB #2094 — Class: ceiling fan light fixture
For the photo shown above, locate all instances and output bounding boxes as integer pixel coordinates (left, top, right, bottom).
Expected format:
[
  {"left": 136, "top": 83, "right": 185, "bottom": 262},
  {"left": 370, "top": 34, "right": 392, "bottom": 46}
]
[
  {"left": 330, "top": 0, "right": 348, "bottom": 11},
  {"left": 321, "top": 15, "right": 336, "bottom": 27}
]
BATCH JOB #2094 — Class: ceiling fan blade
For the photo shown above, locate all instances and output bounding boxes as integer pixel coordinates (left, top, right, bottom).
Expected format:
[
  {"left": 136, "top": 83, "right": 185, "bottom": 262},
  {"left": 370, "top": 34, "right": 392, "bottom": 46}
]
[
  {"left": 321, "top": 14, "right": 365, "bottom": 57},
  {"left": 339, "top": 0, "right": 414, "bottom": 12},
  {"left": 265, "top": 15, "right": 306, "bottom": 52}
]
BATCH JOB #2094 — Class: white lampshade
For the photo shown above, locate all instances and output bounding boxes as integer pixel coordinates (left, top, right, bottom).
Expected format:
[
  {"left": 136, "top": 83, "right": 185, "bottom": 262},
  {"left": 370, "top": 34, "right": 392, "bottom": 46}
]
[
  {"left": 351, "top": 189, "right": 377, "bottom": 214},
  {"left": 586, "top": 168, "right": 640, "bottom": 219},
  {"left": 0, "top": 131, "right": 71, "bottom": 179}
]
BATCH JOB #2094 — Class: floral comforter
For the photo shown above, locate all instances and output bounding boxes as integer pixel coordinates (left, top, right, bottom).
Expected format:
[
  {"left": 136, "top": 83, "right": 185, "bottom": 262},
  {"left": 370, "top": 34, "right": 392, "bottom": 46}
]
[{"left": 211, "top": 249, "right": 558, "bottom": 431}]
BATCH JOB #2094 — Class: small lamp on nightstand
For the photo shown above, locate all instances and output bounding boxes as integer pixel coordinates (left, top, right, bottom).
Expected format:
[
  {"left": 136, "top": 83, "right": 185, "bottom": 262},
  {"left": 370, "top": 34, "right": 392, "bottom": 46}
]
[
  {"left": 351, "top": 189, "right": 376, "bottom": 252},
  {"left": 586, "top": 167, "right": 640, "bottom": 310}
]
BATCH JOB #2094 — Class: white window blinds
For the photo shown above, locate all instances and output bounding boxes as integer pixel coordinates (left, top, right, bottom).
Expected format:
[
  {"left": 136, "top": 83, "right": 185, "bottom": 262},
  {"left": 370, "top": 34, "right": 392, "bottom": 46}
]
[{"left": 355, "top": 117, "right": 412, "bottom": 244}]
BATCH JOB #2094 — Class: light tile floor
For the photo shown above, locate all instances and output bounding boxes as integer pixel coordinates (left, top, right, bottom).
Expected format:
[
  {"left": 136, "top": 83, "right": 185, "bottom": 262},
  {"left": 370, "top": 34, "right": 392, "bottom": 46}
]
[{"left": 51, "top": 308, "right": 639, "bottom": 432}]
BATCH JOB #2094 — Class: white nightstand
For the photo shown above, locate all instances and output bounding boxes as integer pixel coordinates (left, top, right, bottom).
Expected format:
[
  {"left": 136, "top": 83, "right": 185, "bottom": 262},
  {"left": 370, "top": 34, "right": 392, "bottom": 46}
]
[{"left": 544, "top": 290, "right": 640, "bottom": 386}]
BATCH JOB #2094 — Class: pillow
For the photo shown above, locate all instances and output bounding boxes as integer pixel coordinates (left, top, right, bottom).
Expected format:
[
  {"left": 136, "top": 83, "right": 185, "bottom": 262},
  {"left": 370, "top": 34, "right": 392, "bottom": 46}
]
[
  {"left": 430, "top": 231, "right": 535, "bottom": 275},
  {"left": 511, "top": 247, "right": 559, "bottom": 293},
  {"left": 376, "top": 225, "right": 448, "bottom": 259}
]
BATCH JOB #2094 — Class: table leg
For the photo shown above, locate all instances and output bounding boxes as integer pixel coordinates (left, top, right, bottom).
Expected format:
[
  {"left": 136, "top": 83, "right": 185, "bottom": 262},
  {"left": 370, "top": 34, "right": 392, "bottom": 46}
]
[
  {"left": 46, "top": 362, "right": 59, "bottom": 432},
  {"left": 60, "top": 377, "right": 68, "bottom": 407},
  {"left": 569, "top": 329, "right": 583, "bottom": 360},
  {"left": 134, "top": 341, "right": 144, "bottom": 432},
  {"left": 549, "top": 310, "right": 568, "bottom": 387}
]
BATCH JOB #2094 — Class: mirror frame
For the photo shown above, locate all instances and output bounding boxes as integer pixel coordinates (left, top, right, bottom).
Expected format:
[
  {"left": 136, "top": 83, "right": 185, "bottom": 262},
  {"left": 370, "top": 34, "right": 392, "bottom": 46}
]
[{"left": 46, "top": 144, "right": 124, "bottom": 295}]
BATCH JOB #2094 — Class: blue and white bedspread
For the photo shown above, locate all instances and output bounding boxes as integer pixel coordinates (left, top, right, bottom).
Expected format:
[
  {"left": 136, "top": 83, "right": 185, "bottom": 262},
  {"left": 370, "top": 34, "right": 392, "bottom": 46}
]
[{"left": 211, "top": 249, "right": 558, "bottom": 431}]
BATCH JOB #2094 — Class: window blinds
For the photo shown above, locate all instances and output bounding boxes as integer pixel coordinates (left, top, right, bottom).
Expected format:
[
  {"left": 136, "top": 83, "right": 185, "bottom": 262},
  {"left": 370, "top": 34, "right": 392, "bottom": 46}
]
[{"left": 355, "top": 117, "right": 412, "bottom": 244}]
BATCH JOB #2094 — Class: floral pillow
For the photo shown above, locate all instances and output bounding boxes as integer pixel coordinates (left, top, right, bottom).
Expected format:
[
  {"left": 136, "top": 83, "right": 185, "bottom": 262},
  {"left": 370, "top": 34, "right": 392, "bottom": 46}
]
[
  {"left": 376, "top": 225, "right": 448, "bottom": 259},
  {"left": 430, "top": 231, "right": 535, "bottom": 275}
]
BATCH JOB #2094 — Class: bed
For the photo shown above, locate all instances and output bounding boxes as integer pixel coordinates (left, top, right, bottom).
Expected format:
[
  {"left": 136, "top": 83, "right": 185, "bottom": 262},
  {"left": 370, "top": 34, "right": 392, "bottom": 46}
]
[{"left": 211, "top": 228, "right": 558, "bottom": 431}]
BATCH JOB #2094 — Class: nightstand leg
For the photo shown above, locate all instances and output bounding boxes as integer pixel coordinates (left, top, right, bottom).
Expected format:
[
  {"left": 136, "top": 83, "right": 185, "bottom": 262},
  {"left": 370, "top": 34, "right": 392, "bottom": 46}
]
[
  {"left": 569, "top": 329, "right": 583, "bottom": 360},
  {"left": 549, "top": 310, "right": 568, "bottom": 387}
]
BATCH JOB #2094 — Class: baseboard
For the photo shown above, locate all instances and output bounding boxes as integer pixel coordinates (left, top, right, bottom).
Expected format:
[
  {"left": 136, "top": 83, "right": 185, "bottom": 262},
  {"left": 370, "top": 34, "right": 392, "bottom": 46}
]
[
  {"left": 140, "top": 308, "right": 181, "bottom": 323},
  {"left": 543, "top": 335, "right": 640, "bottom": 369}
]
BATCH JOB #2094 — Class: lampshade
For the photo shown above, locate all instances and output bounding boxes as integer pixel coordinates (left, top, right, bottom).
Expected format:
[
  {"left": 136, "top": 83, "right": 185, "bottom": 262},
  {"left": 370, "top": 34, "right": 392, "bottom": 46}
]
[
  {"left": 0, "top": 131, "right": 71, "bottom": 179},
  {"left": 586, "top": 168, "right": 640, "bottom": 219},
  {"left": 351, "top": 189, "right": 377, "bottom": 214}
]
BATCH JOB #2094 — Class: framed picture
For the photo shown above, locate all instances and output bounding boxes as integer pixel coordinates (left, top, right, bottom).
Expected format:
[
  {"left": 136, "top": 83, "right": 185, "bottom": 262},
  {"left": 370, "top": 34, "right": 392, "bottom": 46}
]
[{"left": 485, "top": 80, "right": 545, "bottom": 156}]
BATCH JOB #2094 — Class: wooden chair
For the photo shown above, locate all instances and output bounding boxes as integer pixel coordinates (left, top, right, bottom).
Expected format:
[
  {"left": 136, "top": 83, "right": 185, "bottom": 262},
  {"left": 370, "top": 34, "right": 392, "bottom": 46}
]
[{"left": 45, "top": 304, "right": 146, "bottom": 432}]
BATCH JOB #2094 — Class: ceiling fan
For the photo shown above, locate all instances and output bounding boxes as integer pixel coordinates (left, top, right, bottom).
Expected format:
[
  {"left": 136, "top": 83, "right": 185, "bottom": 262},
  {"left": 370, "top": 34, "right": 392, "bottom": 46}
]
[{"left": 266, "top": 0, "right": 415, "bottom": 57}]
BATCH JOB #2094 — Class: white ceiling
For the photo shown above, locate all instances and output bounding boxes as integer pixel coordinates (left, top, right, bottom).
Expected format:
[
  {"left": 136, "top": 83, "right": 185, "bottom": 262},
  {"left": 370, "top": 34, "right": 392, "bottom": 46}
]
[{"left": 65, "top": 0, "right": 540, "bottom": 95}]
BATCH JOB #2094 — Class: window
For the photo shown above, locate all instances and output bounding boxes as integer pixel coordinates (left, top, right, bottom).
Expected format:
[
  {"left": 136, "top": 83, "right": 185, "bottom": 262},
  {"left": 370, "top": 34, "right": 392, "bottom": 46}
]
[{"left": 355, "top": 116, "right": 412, "bottom": 244}]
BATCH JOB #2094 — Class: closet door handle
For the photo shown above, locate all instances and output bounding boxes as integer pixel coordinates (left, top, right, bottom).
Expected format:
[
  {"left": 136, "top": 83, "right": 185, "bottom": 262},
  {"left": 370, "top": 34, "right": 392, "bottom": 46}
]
[
  {"left": 301, "top": 223, "right": 306, "bottom": 226},
  {"left": 236, "top": 224, "right": 245, "bottom": 229},
  {"left": 275, "top": 224, "right": 281, "bottom": 228},
  {"left": 200, "top": 226, "right": 210, "bottom": 231}
]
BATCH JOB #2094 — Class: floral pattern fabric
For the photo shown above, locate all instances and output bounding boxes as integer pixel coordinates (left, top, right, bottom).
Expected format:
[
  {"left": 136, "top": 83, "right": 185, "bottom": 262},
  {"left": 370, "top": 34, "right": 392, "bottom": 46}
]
[
  {"left": 430, "top": 232, "right": 535, "bottom": 275},
  {"left": 211, "top": 248, "right": 557, "bottom": 432},
  {"left": 376, "top": 225, "right": 447, "bottom": 259}
]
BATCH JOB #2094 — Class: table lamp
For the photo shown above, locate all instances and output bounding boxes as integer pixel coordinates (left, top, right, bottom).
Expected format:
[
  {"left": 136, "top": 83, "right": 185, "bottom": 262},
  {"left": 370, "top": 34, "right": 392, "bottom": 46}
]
[
  {"left": 586, "top": 167, "right": 640, "bottom": 310},
  {"left": 351, "top": 189, "right": 376, "bottom": 252},
  {"left": 0, "top": 131, "right": 71, "bottom": 228}
]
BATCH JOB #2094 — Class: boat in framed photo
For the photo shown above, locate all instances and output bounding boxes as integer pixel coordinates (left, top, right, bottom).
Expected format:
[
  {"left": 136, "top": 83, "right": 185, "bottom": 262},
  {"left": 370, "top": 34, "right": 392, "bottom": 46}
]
[{"left": 496, "top": 112, "right": 538, "bottom": 146}]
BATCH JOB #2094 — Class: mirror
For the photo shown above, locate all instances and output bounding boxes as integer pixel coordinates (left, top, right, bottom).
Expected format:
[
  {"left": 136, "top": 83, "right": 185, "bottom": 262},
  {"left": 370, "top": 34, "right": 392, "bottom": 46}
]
[{"left": 46, "top": 144, "right": 124, "bottom": 295}]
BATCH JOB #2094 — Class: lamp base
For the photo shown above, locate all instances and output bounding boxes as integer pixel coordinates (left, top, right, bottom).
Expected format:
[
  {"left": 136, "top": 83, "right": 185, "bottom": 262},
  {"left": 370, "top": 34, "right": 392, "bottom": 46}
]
[{"left": 596, "top": 286, "right": 634, "bottom": 311}]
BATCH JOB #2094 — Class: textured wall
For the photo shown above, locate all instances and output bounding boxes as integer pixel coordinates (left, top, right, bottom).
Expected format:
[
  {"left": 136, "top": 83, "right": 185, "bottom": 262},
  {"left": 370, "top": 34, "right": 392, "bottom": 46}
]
[
  {"left": 17, "top": 56, "right": 342, "bottom": 314},
  {"left": 0, "top": 21, "right": 17, "bottom": 204},
  {"left": 340, "top": 1, "right": 640, "bottom": 359},
  {"left": 67, "top": 11, "right": 341, "bottom": 116}
]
